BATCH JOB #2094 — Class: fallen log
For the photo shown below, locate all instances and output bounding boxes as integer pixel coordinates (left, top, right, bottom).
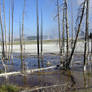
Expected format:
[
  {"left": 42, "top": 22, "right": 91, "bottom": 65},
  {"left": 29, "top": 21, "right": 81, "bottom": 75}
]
[
  {"left": 21, "top": 83, "right": 67, "bottom": 92},
  {"left": 0, "top": 65, "right": 57, "bottom": 77}
]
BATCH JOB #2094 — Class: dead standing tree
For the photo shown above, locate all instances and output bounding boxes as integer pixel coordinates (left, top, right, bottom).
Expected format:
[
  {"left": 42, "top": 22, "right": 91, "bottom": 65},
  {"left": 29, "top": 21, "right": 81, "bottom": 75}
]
[
  {"left": 70, "top": 0, "right": 74, "bottom": 48},
  {"left": 61, "top": 0, "right": 69, "bottom": 66},
  {"left": 84, "top": 0, "right": 89, "bottom": 71},
  {"left": 11, "top": 0, "right": 14, "bottom": 64},
  {"left": 40, "top": 9, "right": 44, "bottom": 67},
  {"left": 62, "top": 8, "right": 65, "bottom": 55},
  {"left": 36, "top": 0, "right": 40, "bottom": 68},
  {"left": 64, "top": 0, "right": 69, "bottom": 58},
  {"left": 8, "top": 0, "right": 11, "bottom": 62},
  {"left": 60, "top": 7, "right": 65, "bottom": 64},
  {"left": 0, "top": 1, "right": 7, "bottom": 80},
  {"left": 0, "top": 1, "right": 5, "bottom": 59},
  {"left": 3, "top": 0, "right": 7, "bottom": 57},
  {"left": 21, "top": 0, "right": 26, "bottom": 72},
  {"left": 57, "top": 0, "right": 62, "bottom": 54},
  {"left": 19, "top": 20, "right": 23, "bottom": 72},
  {"left": 63, "top": 0, "right": 86, "bottom": 69}
]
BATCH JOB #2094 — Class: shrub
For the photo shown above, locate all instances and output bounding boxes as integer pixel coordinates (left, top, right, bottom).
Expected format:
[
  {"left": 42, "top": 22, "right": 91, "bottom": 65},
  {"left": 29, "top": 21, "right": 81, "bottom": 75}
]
[{"left": 0, "top": 85, "right": 20, "bottom": 92}]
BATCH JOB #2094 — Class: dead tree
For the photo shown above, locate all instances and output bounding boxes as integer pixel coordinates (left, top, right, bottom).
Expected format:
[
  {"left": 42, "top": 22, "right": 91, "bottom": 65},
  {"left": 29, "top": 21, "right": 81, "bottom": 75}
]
[
  {"left": 8, "top": 0, "right": 11, "bottom": 62},
  {"left": 63, "top": 0, "right": 69, "bottom": 58},
  {"left": 0, "top": 1, "right": 7, "bottom": 79},
  {"left": 22, "top": 0, "right": 26, "bottom": 52},
  {"left": 3, "top": 0, "right": 7, "bottom": 57},
  {"left": 57, "top": 0, "right": 62, "bottom": 54},
  {"left": 36, "top": 0, "right": 40, "bottom": 68},
  {"left": 21, "top": 0, "right": 26, "bottom": 72},
  {"left": 41, "top": 9, "right": 43, "bottom": 57},
  {"left": 40, "top": 9, "right": 44, "bottom": 67},
  {"left": 64, "top": 0, "right": 86, "bottom": 69},
  {"left": 11, "top": 0, "right": 14, "bottom": 64},
  {"left": 0, "top": 1, "right": 5, "bottom": 59},
  {"left": 60, "top": 7, "right": 65, "bottom": 64},
  {"left": 62, "top": 8, "right": 65, "bottom": 54},
  {"left": 62, "top": 0, "right": 69, "bottom": 62},
  {"left": 19, "top": 20, "right": 23, "bottom": 72},
  {"left": 84, "top": 0, "right": 89, "bottom": 71},
  {"left": 70, "top": 0, "right": 74, "bottom": 48}
]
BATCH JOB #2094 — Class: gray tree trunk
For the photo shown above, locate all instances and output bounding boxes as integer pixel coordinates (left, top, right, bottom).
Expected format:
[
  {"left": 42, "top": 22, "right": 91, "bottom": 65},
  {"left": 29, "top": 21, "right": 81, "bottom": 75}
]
[
  {"left": 36, "top": 0, "right": 40, "bottom": 68},
  {"left": 84, "top": 0, "right": 89, "bottom": 71}
]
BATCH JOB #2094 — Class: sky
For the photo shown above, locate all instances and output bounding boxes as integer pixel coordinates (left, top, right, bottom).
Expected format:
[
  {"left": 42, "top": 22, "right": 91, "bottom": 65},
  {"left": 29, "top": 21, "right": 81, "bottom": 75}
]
[
  {"left": 0, "top": 0, "right": 92, "bottom": 39},
  {"left": 77, "top": 0, "right": 92, "bottom": 34}
]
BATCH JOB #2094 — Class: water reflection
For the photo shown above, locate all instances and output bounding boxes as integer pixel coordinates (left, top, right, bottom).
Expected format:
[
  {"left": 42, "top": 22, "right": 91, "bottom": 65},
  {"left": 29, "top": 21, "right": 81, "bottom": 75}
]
[
  {"left": 38, "top": 56, "right": 40, "bottom": 68},
  {"left": 83, "top": 72, "right": 88, "bottom": 88},
  {"left": 63, "top": 70, "right": 76, "bottom": 89},
  {"left": 41, "top": 56, "right": 44, "bottom": 67},
  {"left": 23, "top": 75, "right": 27, "bottom": 87}
]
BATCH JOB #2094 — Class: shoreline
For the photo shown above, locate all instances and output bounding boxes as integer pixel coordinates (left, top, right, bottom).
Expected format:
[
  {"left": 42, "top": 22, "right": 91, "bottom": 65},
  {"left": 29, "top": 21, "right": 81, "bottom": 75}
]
[{"left": 0, "top": 41, "right": 91, "bottom": 54}]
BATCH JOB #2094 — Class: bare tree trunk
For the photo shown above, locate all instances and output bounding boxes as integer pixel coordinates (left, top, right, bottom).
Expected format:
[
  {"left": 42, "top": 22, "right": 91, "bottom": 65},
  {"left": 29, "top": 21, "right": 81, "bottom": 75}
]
[
  {"left": 64, "top": 1, "right": 86, "bottom": 69},
  {"left": 62, "top": 8, "right": 65, "bottom": 54},
  {"left": 0, "top": 2, "right": 5, "bottom": 59},
  {"left": 3, "top": 0, "right": 7, "bottom": 58},
  {"left": 70, "top": 0, "right": 74, "bottom": 48},
  {"left": 84, "top": 0, "right": 89, "bottom": 71},
  {"left": 19, "top": 20, "right": 23, "bottom": 72},
  {"left": 11, "top": 0, "right": 14, "bottom": 64},
  {"left": 40, "top": 9, "right": 44, "bottom": 67},
  {"left": 8, "top": 0, "right": 11, "bottom": 63},
  {"left": 57, "top": 0, "right": 61, "bottom": 54},
  {"left": 64, "top": 0, "right": 69, "bottom": 58},
  {"left": 36, "top": 0, "right": 40, "bottom": 68},
  {"left": 22, "top": 0, "right": 25, "bottom": 53},
  {"left": 60, "top": 8, "right": 65, "bottom": 64},
  {"left": 21, "top": 0, "right": 26, "bottom": 72},
  {"left": 61, "top": 0, "right": 69, "bottom": 66},
  {"left": 0, "top": 1, "right": 7, "bottom": 80},
  {"left": 41, "top": 10, "right": 43, "bottom": 57}
]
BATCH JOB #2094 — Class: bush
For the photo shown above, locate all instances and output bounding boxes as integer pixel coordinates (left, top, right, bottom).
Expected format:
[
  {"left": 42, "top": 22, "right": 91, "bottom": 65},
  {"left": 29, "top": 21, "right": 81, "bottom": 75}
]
[{"left": 0, "top": 85, "right": 20, "bottom": 92}]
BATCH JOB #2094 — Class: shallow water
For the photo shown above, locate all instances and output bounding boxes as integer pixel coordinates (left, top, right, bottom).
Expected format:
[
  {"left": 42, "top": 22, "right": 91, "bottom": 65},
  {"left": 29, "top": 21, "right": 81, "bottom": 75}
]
[
  {"left": 0, "top": 53, "right": 92, "bottom": 92},
  {"left": 0, "top": 53, "right": 61, "bottom": 72}
]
